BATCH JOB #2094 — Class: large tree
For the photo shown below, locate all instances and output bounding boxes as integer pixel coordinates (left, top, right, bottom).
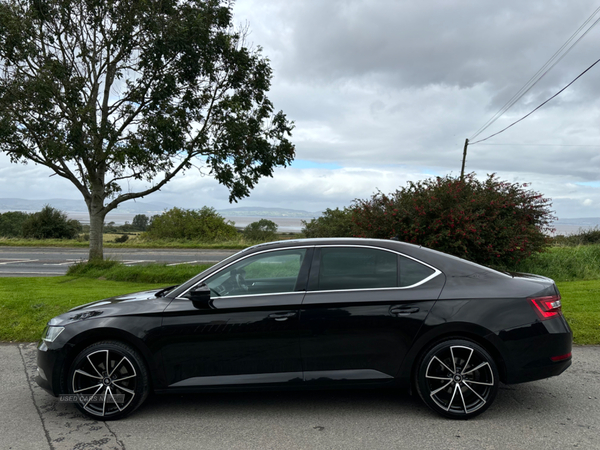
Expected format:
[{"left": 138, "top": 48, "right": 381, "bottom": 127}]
[{"left": 0, "top": 0, "right": 294, "bottom": 259}]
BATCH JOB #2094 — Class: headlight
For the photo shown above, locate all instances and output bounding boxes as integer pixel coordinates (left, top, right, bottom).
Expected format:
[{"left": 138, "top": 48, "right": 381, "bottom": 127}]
[{"left": 42, "top": 326, "right": 65, "bottom": 343}]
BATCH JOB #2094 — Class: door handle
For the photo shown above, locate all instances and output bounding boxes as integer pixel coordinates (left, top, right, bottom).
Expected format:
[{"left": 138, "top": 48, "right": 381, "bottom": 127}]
[
  {"left": 268, "top": 312, "right": 297, "bottom": 322},
  {"left": 390, "top": 306, "right": 420, "bottom": 316}
]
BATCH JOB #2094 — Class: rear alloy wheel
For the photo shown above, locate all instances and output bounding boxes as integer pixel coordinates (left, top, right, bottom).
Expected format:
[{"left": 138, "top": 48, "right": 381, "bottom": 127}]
[
  {"left": 416, "top": 339, "right": 499, "bottom": 419},
  {"left": 68, "top": 341, "right": 149, "bottom": 420}
]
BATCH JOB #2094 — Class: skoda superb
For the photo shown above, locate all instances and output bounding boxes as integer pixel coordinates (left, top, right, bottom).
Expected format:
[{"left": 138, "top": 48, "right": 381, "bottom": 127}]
[{"left": 36, "top": 238, "right": 572, "bottom": 420}]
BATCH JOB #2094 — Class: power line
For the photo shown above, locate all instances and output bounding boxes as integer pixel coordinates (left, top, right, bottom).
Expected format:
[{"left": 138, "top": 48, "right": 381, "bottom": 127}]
[
  {"left": 470, "top": 56, "right": 600, "bottom": 145},
  {"left": 475, "top": 143, "right": 600, "bottom": 147},
  {"left": 470, "top": 5, "right": 600, "bottom": 140}
]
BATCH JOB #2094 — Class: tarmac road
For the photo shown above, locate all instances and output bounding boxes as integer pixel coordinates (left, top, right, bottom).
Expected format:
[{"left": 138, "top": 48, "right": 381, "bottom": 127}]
[
  {"left": 2, "top": 344, "right": 599, "bottom": 450},
  {"left": 0, "top": 247, "right": 238, "bottom": 277}
]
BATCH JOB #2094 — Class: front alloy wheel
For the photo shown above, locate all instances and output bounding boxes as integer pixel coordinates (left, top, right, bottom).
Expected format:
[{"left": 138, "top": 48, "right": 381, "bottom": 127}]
[
  {"left": 416, "top": 339, "right": 499, "bottom": 419},
  {"left": 68, "top": 341, "right": 149, "bottom": 420}
]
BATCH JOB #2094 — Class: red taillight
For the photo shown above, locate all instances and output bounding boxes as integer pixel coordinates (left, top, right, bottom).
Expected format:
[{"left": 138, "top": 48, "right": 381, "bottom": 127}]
[
  {"left": 551, "top": 352, "right": 572, "bottom": 362},
  {"left": 529, "top": 295, "right": 562, "bottom": 321}
]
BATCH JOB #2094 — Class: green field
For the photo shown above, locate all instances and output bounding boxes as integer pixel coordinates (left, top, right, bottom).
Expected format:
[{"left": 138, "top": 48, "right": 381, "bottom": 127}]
[
  {"left": 557, "top": 280, "right": 600, "bottom": 345},
  {"left": 0, "top": 277, "right": 165, "bottom": 342}
]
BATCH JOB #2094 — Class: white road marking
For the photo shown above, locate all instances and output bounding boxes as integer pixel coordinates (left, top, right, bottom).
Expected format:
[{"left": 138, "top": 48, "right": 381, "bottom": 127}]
[
  {"left": 122, "top": 260, "right": 155, "bottom": 265},
  {"left": 0, "top": 259, "right": 39, "bottom": 265},
  {"left": 166, "top": 260, "right": 200, "bottom": 266},
  {"left": 43, "top": 259, "right": 86, "bottom": 266},
  {"left": 2, "top": 271, "right": 62, "bottom": 275}
]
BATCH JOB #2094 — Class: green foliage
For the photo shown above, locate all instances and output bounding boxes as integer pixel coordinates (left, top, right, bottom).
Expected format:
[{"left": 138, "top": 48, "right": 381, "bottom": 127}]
[
  {"left": 0, "top": 0, "right": 294, "bottom": 260},
  {"left": 301, "top": 208, "right": 354, "bottom": 238},
  {"left": 143, "top": 207, "right": 238, "bottom": 241},
  {"left": 21, "top": 205, "right": 81, "bottom": 239},
  {"left": 243, "top": 219, "right": 278, "bottom": 241},
  {"left": 132, "top": 214, "right": 150, "bottom": 231},
  {"left": 552, "top": 227, "right": 600, "bottom": 246},
  {"left": 351, "top": 174, "right": 554, "bottom": 267},
  {"left": 514, "top": 244, "right": 600, "bottom": 282},
  {"left": 0, "top": 211, "right": 30, "bottom": 237}
]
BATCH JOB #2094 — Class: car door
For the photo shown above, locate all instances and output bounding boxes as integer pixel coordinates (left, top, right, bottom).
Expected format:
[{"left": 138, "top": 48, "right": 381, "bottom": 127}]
[
  {"left": 299, "top": 245, "right": 445, "bottom": 384},
  {"left": 158, "top": 247, "right": 313, "bottom": 388}
]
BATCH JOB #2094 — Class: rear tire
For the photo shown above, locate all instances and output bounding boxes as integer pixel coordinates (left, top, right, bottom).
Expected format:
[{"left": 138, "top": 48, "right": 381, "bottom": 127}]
[
  {"left": 67, "top": 341, "right": 150, "bottom": 420},
  {"left": 415, "top": 339, "right": 499, "bottom": 419}
]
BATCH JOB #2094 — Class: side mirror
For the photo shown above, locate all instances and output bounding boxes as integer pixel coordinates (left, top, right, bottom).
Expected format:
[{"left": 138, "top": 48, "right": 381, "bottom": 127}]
[{"left": 189, "top": 284, "right": 213, "bottom": 309}]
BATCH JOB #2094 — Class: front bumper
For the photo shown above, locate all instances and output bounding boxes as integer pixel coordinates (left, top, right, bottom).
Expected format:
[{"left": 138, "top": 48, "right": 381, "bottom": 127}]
[{"left": 35, "top": 340, "right": 65, "bottom": 397}]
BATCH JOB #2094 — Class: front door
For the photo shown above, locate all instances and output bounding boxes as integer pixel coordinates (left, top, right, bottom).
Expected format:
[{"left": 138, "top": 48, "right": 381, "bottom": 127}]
[{"left": 159, "top": 247, "right": 313, "bottom": 388}]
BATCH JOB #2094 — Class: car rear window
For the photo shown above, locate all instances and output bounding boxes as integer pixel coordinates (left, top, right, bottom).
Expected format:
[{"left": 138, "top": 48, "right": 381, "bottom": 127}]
[{"left": 318, "top": 247, "right": 398, "bottom": 290}]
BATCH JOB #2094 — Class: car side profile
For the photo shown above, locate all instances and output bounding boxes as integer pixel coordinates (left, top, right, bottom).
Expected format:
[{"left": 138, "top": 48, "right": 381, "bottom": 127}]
[{"left": 36, "top": 238, "right": 572, "bottom": 420}]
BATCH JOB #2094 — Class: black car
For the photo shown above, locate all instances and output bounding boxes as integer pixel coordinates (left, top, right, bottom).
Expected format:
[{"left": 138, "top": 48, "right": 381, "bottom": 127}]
[{"left": 36, "top": 238, "right": 572, "bottom": 420}]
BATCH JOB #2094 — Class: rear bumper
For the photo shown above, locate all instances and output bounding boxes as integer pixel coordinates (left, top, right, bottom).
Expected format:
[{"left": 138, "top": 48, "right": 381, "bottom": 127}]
[{"left": 502, "top": 315, "right": 573, "bottom": 384}]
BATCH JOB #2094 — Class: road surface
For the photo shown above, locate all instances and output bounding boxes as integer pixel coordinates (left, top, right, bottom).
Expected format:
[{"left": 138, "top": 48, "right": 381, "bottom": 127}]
[
  {"left": 0, "top": 247, "right": 238, "bottom": 277},
  {"left": 2, "top": 343, "right": 598, "bottom": 450}
]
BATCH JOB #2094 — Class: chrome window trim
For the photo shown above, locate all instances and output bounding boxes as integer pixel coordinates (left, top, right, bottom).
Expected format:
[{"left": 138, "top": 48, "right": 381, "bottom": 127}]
[
  {"left": 314, "top": 244, "right": 442, "bottom": 291},
  {"left": 176, "top": 243, "right": 442, "bottom": 300}
]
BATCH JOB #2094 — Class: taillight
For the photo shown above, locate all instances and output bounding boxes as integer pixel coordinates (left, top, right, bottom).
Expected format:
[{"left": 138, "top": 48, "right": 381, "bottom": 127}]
[{"left": 529, "top": 295, "right": 562, "bottom": 321}]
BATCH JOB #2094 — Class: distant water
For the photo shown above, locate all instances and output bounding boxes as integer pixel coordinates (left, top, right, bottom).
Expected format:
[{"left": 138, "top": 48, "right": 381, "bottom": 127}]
[
  {"left": 64, "top": 212, "right": 599, "bottom": 236},
  {"left": 67, "top": 212, "right": 307, "bottom": 233}
]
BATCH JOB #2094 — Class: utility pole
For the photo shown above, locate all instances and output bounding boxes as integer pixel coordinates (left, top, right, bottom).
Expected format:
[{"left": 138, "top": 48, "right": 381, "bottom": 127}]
[{"left": 460, "top": 138, "right": 469, "bottom": 181}]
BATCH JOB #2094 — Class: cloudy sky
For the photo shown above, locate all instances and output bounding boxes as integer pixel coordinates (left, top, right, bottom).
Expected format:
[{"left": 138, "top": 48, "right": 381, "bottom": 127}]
[{"left": 1, "top": 0, "right": 599, "bottom": 218}]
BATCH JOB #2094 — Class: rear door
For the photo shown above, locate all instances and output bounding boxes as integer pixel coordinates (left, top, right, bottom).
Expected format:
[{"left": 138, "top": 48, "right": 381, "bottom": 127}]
[{"left": 299, "top": 245, "right": 445, "bottom": 384}]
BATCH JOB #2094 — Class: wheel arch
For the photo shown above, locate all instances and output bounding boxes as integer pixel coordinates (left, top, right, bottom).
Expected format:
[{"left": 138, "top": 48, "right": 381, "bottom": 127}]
[
  {"left": 400, "top": 323, "right": 508, "bottom": 389},
  {"left": 59, "top": 327, "right": 161, "bottom": 394}
]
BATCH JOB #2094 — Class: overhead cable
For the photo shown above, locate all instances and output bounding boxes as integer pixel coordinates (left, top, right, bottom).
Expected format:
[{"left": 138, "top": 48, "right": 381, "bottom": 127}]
[
  {"left": 470, "top": 56, "right": 600, "bottom": 145},
  {"left": 470, "top": 6, "right": 600, "bottom": 140}
]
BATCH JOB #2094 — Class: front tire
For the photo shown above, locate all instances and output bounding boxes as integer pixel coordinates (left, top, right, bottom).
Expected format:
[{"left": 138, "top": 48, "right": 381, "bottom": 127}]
[
  {"left": 416, "top": 339, "right": 499, "bottom": 419},
  {"left": 67, "top": 341, "right": 150, "bottom": 420}
]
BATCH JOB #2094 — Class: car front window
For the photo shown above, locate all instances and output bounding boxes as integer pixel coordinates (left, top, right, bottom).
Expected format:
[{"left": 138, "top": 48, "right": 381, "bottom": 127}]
[{"left": 204, "top": 249, "right": 307, "bottom": 297}]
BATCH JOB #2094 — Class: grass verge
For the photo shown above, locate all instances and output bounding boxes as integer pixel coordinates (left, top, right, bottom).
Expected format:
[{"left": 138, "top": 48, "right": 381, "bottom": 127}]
[
  {"left": 66, "top": 260, "right": 213, "bottom": 284},
  {"left": 557, "top": 280, "right": 600, "bottom": 345},
  {"left": 0, "top": 234, "right": 300, "bottom": 250},
  {"left": 0, "top": 277, "right": 165, "bottom": 342}
]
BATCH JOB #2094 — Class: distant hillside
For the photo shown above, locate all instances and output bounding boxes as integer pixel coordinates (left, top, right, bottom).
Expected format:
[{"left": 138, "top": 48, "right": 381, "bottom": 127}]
[
  {"left": 0, "top": 197, "right": 172, "bottom": 214},
  {"left": 0, "top": 198, "right": 321, "bottom": 219}
]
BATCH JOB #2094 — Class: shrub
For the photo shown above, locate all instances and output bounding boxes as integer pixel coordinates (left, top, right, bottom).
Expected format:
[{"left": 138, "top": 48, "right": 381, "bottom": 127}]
[
  {"left": 351, "top": 173, "right": 554, "bottom": 267},
  {"left": 143, "top": 207, "right": 238, "bottom": 241},
  {"left": 243, "top": 219, "right": 278, "bottom": 241},
  {"left": 114, "top": 234, "right": 129, "bottom": 243},
  {"left": 0, "top": 211, "right": 30, "bottom": 237},
  {"left": 21, "top": 205, "right": 82, "bottom": 239},
  {"left": 301, "top": 208, "right": 354, "bottom": 238}
]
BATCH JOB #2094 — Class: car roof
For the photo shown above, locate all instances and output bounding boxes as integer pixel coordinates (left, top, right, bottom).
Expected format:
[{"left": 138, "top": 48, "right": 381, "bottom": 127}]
[{"left": 239, "top": 238, "right": 508, "bottom": 279}]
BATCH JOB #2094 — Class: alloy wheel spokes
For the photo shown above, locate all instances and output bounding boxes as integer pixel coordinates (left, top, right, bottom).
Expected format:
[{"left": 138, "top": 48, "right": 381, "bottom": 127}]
[
  {"left": 431, "top": 356, "right": 454, "bottom": 375},
  {"left": 426, "top": 345, "right": 494, "bottom": 414},
  {"left": 72, "top": 349, "right": 137, "bottom": 417}
]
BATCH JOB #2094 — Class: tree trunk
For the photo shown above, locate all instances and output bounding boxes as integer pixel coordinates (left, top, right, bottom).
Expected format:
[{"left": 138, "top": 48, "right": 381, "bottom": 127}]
[{"left": 88, "top": 194, "right": 107, "bottom": 261}]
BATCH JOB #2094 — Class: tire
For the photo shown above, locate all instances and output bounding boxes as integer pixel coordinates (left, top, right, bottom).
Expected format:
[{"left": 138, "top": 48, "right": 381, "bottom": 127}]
[
  {"left": 67, "top": 341, "right": 150, "bottom": 420},
  {"left": 415, "top": 339, "right": 499, "bottom": 419}
]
